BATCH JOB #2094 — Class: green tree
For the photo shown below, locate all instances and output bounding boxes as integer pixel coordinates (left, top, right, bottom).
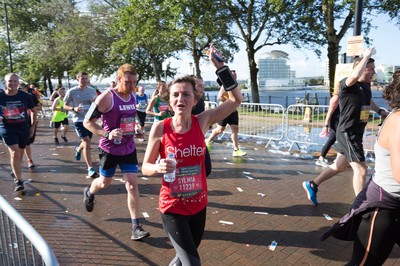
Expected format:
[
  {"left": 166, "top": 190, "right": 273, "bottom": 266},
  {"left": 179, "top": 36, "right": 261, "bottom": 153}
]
[
  {"left": 305, "top": 0, "right": 398, "bottom": 95},
  {"left": 178, "top": 1, "right": 238, "bottom": 78},
  {"left": 111, "top": 0, "right": 184, "bottom": 81},
  {"left": 224, "top": 0, "right": 324, "bottom": 103}
]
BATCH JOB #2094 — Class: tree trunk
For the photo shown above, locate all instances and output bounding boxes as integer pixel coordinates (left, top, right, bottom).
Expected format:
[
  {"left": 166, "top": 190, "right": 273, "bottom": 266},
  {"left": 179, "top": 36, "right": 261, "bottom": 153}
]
[
  {"left": 327, "top": 42, "right": 339, "bottom": 96},
  {"left": 193, "top": 53, "right": 201, "bottom": 78},
  {"left": 247, "top": 47, "right": 260, "bottom": 103},
  {"left": 46, "top": 76, "right": 52, "bottom": 97},
  {"left": 151, "top": 54, "right": 161, "bottom": 81}
]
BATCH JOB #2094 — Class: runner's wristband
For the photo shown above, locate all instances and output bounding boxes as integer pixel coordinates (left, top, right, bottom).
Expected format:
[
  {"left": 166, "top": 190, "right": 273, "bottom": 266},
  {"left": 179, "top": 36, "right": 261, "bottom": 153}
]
[{"left": 215, "top": 66, "right": 238, "bottom": 91}]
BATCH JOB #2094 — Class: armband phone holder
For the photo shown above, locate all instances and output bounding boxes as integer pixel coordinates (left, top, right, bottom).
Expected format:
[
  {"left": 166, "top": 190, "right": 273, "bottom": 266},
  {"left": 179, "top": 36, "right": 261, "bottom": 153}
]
[
  {"left": 215, "top": 66, "right": 238, "bottom": 91},
  {"left": 85, "top": 102, "right": 102, "bottom": 120}
]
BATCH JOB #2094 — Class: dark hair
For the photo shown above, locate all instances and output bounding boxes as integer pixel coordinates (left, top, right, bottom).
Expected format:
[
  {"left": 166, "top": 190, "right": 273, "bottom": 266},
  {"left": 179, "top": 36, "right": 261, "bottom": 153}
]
[
  {"left": 166, "top": 75, "right": 199, "bottom": 102},
  {"left": 383, "top": 76, "right": 400, "bottom": 110},
  {"left": 76, "top": 71, "right": 88, "bottom": 79},
  {"left": 20, "top": 82, "right": 29, "bottom": 89},
  {"left": 352, "top": 57, "right": 375, "bottom": 69}
]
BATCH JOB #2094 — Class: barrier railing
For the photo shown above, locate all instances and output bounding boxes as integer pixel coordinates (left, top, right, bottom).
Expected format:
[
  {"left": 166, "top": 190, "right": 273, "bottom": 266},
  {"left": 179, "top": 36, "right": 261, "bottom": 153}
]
[
  {"left": 237, "top": 103, "right": 285, "bottom": 147},
  {"left": 204, "top": 102, "right": 285, "bottom": 147},
  {"left": 0, "top": 195, "right": 59, "bottom": 266},
  {"left": 285, "top": 104, "right": 330, "bottom": 151},
  {"left": 143, "top": 100, "right": 382, "bottom": 154}
]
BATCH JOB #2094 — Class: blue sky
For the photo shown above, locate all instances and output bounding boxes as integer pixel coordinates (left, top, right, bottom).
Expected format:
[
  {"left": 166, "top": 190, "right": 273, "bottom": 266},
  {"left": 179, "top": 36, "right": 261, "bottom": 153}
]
[
  {"left": 77, "top": 2, "right": 399, "bottom": 81},
  {"left": 172, "top": 13, "right": 400, "bottom": 80}
]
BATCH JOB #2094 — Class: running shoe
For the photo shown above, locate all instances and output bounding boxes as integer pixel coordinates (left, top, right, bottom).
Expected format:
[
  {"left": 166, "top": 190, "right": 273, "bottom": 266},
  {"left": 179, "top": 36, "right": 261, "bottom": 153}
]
[
  {"left": 206, "top": 142, "right": 212, "bottom": 152},
  {"left": 131, "top": 226, "right": 150, "bottom": 240},
  {"left": 88, "top": 167, "right": 98, "bottom": 178},
  {"left": 74, "top": 145, "right": 81, "bottom": 161},
  {"left": 232, "top": 149, "right": 247, "bottom": 157},
  {"left": 302, "top": 181, "right": 318, "bottom": 205},
  {"left": 83, "top": 186, "right": 95, "bottom": 212},
  {"left": 14, "top": 179, "right": 24, "bottom": 192},
  {"left": 61, "top": 136, "right": 68, "bottom": 143},
  {"left": 315, "top": 158, "right": 329, "bottom": 167},
  {"left": 54, "top": 137, "right": 59, "bottom": 145},
  {"left": 28, "top": 160, "right": 35, "bottom": 169}
]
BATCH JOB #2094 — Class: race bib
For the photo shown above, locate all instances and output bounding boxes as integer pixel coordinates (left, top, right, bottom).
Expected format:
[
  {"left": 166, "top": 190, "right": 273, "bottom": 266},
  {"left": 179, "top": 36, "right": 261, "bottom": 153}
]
[
  {"left": 158, "top": 102, "right": 169, "bottom": 112},
  {"left": 169, "top": 165, "right": 203, "bottom": 198},
  {"left": 120, "top": 117, "right": 136, "bottom": 135},
  {"left": 3, "top": 104, "right": 22, "bottom": 120},
  {"left": 360, "top": 105, "right": 370, "bottom": 123},
  {"left": 138, "top": 100, "right": 147, "bottom": 109}
]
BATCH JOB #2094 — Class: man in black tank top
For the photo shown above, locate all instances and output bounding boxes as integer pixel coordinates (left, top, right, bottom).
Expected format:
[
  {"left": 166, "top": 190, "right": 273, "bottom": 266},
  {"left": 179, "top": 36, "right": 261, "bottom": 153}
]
[{"left": 303, "top": 48, "right": 388, "bottom": 205}]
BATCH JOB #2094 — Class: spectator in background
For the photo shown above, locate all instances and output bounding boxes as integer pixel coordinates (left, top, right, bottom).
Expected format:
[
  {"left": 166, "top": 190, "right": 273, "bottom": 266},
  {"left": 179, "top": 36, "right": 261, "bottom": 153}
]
[{"left": 63, "top": 71, "right": 98, "bottom": 178}]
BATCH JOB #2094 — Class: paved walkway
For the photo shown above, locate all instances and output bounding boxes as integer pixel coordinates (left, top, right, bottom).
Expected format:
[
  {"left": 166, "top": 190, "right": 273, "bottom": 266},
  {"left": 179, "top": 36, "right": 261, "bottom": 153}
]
[{"left": 1, "top": 119, "right": 400, "bottom": 265}]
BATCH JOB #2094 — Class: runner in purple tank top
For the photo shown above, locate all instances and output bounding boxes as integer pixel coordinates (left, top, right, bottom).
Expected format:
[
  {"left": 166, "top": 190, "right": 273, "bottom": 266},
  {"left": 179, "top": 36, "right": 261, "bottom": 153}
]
[{"left": 83, "top": 64, "right": 150, "bottom": 240}]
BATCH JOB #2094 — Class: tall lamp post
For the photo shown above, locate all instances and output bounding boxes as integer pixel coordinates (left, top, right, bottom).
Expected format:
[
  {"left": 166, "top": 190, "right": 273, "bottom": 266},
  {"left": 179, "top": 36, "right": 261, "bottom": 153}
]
[
  {"left": 4, "top": 3, "right": 13, "bottom": 72},
  {"left": 353, "top": 0, "right": 363, "bottom": 36}
]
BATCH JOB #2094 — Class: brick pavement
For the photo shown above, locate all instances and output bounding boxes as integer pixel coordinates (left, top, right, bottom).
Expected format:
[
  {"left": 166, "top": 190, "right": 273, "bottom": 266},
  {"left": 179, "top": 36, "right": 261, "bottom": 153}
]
[{"left": 1, "top": 119, "right": 400, "bottom": 265}]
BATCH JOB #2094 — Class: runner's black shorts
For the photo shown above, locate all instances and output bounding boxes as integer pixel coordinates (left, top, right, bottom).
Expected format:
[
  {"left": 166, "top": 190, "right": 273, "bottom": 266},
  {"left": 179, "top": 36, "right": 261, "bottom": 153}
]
[
  {"left": 218, "top": 110, "right": 239, "bottom": 127},
  {"left": 136, "top": 111, "right": 146, "bottom": 127},
  {"left": 334, "top": 131, "right": 365, "bottom": 162},
  {"left": 98, "top": 148, "right": 138, "bottom": 177}
]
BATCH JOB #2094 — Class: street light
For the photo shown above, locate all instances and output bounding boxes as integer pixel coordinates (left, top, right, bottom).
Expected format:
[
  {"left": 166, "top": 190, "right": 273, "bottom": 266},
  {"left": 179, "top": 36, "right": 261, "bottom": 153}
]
[{"left": 4, "top": 3, "right": 13, "bottom": 72}]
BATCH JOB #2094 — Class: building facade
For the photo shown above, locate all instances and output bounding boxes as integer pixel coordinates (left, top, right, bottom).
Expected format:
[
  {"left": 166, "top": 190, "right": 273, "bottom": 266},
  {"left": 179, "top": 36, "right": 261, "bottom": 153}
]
[{"left": 257, "top": 50, "right": 304, "bottom": 90}]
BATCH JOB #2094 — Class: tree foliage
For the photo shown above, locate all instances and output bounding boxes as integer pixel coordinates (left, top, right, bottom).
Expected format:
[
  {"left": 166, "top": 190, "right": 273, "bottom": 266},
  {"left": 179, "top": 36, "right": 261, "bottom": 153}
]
[
  {"left": 225, "top": 0, "right": 325, "bottom": 103},
  {"left": 111, "top": 0, "right": 184, "bottom": 81},
  {"left": 0, "top": 0, "right": 398, "bottom": 96},
  {"left": 176, "top": 1, "right": 238, "bottom": 79}
]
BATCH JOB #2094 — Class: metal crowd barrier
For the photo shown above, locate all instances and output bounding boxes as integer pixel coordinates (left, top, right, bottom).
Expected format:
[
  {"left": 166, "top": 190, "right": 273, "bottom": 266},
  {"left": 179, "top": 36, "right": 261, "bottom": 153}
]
[
  {"left": 143, "top": 100, "right": 382, "bottom": 153},
  {"left": 0, "top": 195, "right": 59, "bottom": 266},
  {"left": 285, "top": 104, "right": 330, "bottom": 151},
  {"left": 204, "top": 101, "right": 285, "bottom": 147}
]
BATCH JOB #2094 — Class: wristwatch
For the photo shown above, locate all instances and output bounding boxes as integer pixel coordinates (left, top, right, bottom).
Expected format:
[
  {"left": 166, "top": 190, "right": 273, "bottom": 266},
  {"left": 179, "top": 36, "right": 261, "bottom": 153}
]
[{"left": 103, "top": 131, "right": 110, "bottom": 139}]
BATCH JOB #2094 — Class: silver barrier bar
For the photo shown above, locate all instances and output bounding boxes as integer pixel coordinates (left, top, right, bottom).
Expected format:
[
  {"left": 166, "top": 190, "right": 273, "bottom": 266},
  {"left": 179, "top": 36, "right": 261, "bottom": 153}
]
[{"left": 0, "top": 195, "right": 59, "bottom": 266}]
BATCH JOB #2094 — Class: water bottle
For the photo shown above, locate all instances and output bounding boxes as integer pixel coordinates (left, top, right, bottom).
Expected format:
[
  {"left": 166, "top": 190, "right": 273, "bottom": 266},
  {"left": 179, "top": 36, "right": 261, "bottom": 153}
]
[
  {"left": 78, "top": 103, "right": 84, "bottom": 113},
  {"left": 163, "top": 153, "right": 176, "bottom": 182},
  {"left": 113, "top": 128, "right": 122, "bottom": 144}
]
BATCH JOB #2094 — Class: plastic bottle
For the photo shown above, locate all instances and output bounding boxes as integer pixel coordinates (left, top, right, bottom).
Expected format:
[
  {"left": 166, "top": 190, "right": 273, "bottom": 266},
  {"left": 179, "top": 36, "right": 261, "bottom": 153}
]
[
  {"left": 114, "top": 128, "right": 122, "bottom": 144},
  {"left": 163, "top": 153, "right": 176, "bottom": 182}
]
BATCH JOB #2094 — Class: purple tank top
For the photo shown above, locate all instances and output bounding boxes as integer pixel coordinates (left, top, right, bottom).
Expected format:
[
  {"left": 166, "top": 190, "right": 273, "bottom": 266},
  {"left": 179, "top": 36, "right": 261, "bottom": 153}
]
[{"left": 99, "top": 89, "right": 137, "bottom": 156}]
